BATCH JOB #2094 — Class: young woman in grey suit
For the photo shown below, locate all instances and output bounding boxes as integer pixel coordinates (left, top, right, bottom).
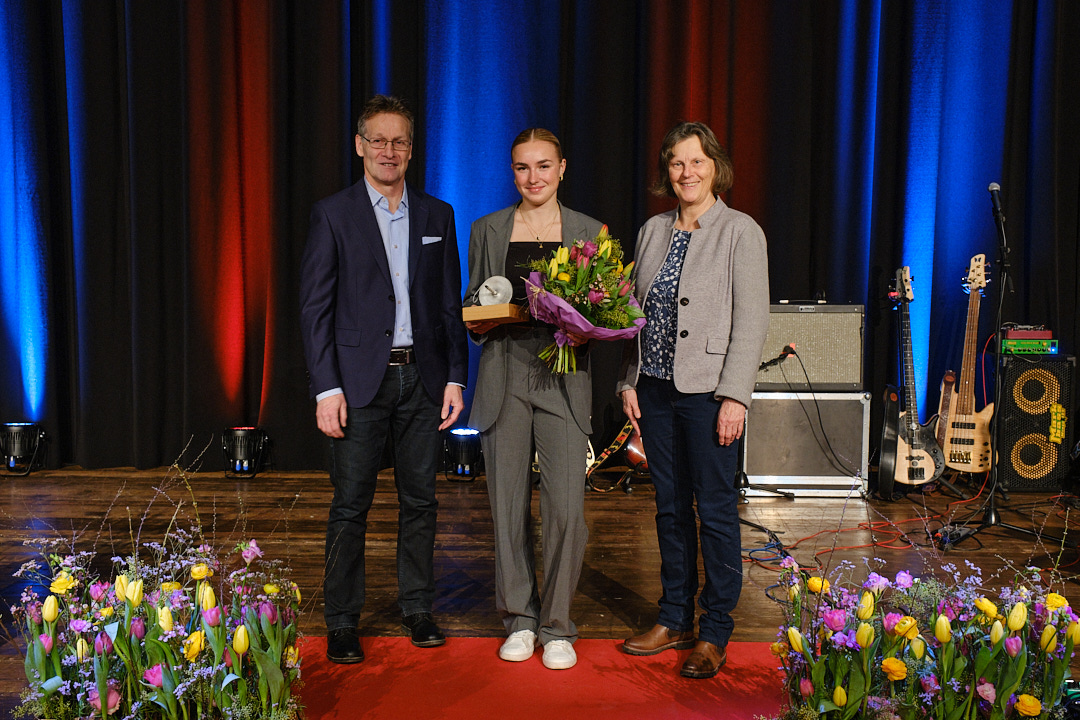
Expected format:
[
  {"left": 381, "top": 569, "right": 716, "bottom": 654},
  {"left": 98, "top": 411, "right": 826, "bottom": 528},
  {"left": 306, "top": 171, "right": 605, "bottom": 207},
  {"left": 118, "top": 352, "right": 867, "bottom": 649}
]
[
  {"left": 464, "top": 128, "right": 603, "bottom": 671},
  {"left": 617, "top": 121, "right": 770, "bottom": 679}
]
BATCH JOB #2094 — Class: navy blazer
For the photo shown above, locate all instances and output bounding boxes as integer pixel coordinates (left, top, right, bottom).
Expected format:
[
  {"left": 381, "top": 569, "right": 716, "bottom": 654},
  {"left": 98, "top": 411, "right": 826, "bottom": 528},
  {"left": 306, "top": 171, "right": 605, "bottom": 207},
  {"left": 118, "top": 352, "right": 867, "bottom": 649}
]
[{"left": 299, "top": 180, "right": 469, "bottom": 409}]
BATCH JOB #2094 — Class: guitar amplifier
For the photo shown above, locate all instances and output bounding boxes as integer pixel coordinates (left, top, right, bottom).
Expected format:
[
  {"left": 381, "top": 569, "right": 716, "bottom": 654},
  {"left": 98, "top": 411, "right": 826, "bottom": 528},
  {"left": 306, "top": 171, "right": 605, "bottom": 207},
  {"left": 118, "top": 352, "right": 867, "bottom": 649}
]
[
  {"left": 756, "top": 304, "right": 864, "bottom": 391},
  {"left": 998, "top": 355, "right": 1076, "bottom": 491},
  {"left": 742, "top": 391, "right": 870, "bottom": 497}
]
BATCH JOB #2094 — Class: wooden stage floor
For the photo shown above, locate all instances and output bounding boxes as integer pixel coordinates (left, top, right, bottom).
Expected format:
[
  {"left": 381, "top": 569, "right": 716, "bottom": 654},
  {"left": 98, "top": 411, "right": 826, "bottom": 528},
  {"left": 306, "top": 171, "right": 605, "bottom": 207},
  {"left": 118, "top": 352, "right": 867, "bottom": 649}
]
[{"left": 2, "top": 464, "right": 1079, "bottom": 714}]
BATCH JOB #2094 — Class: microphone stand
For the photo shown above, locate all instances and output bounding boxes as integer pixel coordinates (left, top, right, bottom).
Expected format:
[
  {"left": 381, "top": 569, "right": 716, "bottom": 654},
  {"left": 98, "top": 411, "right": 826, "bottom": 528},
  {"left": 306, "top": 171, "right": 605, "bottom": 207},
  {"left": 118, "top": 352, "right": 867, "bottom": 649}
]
[
  {"left": 963, "top": 183, "right": 1073, "bottom": 548},
  {"left": 739, "top": 352, "right": 798, "bottom": 502}
]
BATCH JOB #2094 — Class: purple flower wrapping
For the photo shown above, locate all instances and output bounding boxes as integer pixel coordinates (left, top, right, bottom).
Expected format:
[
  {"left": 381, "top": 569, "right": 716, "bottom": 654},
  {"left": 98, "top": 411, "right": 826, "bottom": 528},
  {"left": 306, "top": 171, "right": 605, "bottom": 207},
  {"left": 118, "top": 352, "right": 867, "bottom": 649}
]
[{"left": 525, "top": 271, "right": 645, "bottom": 347}]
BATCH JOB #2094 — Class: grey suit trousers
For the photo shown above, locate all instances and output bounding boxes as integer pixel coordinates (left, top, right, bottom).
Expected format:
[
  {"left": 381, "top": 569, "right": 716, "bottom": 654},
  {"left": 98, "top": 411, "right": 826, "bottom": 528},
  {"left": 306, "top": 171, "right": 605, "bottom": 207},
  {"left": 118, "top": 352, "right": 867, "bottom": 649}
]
[{"left": 481, "top": 326, "right": 589, "bottom": 645}]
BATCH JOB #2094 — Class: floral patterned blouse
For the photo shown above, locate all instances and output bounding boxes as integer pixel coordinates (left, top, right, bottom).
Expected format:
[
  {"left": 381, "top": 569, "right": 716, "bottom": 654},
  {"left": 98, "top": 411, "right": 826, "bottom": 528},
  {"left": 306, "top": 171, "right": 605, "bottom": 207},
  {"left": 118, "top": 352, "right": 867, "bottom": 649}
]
[{"left": 640, "top": 228, "right": 691, "bottom": 380}]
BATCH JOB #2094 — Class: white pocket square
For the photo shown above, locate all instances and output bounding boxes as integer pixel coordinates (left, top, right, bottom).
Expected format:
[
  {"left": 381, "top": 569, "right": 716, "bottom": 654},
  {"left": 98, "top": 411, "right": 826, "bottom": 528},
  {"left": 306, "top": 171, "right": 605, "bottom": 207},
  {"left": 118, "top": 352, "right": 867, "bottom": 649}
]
[{"left": 422, "top": 235, "right": 442, "bottom": 245}]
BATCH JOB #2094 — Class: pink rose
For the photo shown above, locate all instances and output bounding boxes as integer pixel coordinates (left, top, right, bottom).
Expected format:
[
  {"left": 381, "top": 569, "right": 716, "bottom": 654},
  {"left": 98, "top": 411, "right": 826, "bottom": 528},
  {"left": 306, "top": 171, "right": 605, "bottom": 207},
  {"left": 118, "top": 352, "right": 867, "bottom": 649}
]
[
  {"left": 89, "top": 685, "right": 121, "bottom": 715},
  {"left": 883, "top": 612, "right": 902, "bottom": 634},
  {"left": 977, "top": 679, "right": 996, "bottom": 703},
  {"left": 581, "top": 241, "right": 597, "bottom": 258}
]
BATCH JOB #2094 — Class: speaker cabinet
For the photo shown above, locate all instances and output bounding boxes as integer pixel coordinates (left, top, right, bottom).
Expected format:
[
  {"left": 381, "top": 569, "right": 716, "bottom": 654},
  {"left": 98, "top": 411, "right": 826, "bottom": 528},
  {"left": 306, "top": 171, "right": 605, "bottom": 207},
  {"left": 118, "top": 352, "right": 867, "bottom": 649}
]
[
  {"left": 756, "top": 304, "right": 864, "bottom": 391},
  {"left": 998, "top": 355, "right": 1075, "bottom": 491},
  {"left": 742, "top": 391, "right": 870, "bottom": 497}
]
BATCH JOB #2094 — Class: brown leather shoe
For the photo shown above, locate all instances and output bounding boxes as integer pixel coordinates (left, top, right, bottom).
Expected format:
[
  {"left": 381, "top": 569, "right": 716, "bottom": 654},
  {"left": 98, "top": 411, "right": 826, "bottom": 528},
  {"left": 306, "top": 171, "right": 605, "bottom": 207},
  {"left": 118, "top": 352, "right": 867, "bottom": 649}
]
[
  {"left": 679, "top": 640, "right": 727, "bottom": 678},
  {"left": 620, "top": 624, "right": 696, "bottom": 656}
]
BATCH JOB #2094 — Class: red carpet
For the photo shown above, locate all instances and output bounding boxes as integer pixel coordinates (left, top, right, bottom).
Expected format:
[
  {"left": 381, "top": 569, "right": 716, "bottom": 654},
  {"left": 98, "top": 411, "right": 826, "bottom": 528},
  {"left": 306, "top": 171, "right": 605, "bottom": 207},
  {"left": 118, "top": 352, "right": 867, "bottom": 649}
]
[{"left": 298, "top": 637, "right": 784, "bottom": 719}]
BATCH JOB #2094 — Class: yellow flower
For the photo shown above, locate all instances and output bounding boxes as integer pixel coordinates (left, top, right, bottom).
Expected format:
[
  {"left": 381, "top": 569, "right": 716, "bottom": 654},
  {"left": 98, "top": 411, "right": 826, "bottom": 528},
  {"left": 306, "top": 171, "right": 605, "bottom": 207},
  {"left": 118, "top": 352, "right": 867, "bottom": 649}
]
[
  {"left": 1040, "top": 625, "right": 1058, "bottom": 653},
  {"left": 990, "top": 620, "right": 1005, "bottom": 645},
  {"left": 881, "top": 657, "right": 908, "bottom": 681},
  {"left": 893, "top": 615, "right": 917, "bottom": 638},
  {"left": 1045, "top": 592, "right": 1068, "bottom": 612},
  {"left": 50, "top": 571, "right": 76, "bottom": 596},
  {"left": 1066, "top": 620, "right": 1080, "bottom": 645},
  {"left": 935, "top": 614, "right": 952, "bottom": 643},
  {"left": 126, "top": 578, "right": 143, "bottom": 606},
  {"left": 770, "top": 641, "right": 789, "bottom": 656},
  {"left": 598, "top": 239, "right": 611, "bottom": 258},
  {"left": 285, "top": 645, "right": 299, "bottom": 666},
  {"left": 855, "top": 622, "right": 875, "bottom": 649},
  {"left": 1015, "top": 694, "right": 1042, "bottom": 717},
  {"left": 264, "top": 583, "right": 280, "bottom": 596},
  {"left": 99, "top": 605, "right": 114, "bottom": 618},
  {"left": 832, "top": 686, "right": 847, "bottom": 707},
  {"left": 788, "top": 584, "right": 800, "bottom": 602},
  {"left": 616, "top": 260, "right": 624, "bottom": 274},
  {"left": 160, "top": 581, "right": 181, "bottom": 595},
  {"left": 157, "top": 605, "right": 174, "bottom": 633},
  {"left": 183, "top": 630, "right": 205, "bottom": 661},
  {"left": 1007, "top": 603, "right": 1028, "bottom": 632},
  {"left": 856, "top": 591, "right": 875, "bottom": 621},
  {"left": 115, "top": 574, "right": 128, "bottom": 603},
  {"left": 555, "top": 246, "right": 569, "bottom": 265},
  {"left": 190, "top": 563, "right": 212, "bottom": 581},
  {"left": 909, "top": 636, "right": 926, "bottom": 660},
  {"left": 233, "top": 624, "right": 249, "bottom": 655},
  {"left": 557, "top": 272, "right": 571, "bottom": 282},
  {"left": 199, "top": 584, "right": 217, "bottom": 611},
  {"left": 786, "top": 627, "right": 805, "bottom": 654},
  {"left": 293, "top": 583, "right": 302, "bottom": 603},
  {"left": 806, "top": 577, "right": 830, "bottom": 594},
  {"left": 42, "top": 595, "right": 59, "bottom": 623},
  {"left": 974, "top": 597, "right": 998, "bottom": 619},
  {"left": 547, "top": 258, "right": 558, "bottom": 278},
  {"left": 76, "top": 637, "right": 90, "bottom": 662}
]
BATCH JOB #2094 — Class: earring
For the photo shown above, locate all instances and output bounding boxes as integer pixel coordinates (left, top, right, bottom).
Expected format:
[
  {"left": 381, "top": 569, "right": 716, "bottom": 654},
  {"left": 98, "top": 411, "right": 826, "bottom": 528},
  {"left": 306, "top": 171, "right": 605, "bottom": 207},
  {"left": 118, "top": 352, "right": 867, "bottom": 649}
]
[{"left": 559, "top": 174, "right": 564, "bottom": 181}]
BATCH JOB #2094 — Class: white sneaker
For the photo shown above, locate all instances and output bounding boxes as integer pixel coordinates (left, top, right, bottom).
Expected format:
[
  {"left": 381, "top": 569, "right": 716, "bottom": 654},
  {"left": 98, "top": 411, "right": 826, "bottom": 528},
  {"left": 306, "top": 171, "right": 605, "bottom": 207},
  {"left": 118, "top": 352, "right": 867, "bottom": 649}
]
[
  {"left": 542, "top": 639, "right": 577, "bottom": 670},
  {"left": 499, "top": 630, "right": 537, "bottom": 662}
]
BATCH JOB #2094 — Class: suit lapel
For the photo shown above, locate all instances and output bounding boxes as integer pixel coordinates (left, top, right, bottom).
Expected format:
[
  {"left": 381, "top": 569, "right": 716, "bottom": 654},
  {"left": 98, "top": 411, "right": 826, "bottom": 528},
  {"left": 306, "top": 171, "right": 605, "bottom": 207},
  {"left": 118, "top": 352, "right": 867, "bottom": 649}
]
[
  {"left": 560, "top": 204, "right": 593, "bottom": 247},
  {"left": 344, "top": 181, "right": 392, "bottom": 287},
  {"left": 487, "top": 205, "right": 516, "bottom": 279}
]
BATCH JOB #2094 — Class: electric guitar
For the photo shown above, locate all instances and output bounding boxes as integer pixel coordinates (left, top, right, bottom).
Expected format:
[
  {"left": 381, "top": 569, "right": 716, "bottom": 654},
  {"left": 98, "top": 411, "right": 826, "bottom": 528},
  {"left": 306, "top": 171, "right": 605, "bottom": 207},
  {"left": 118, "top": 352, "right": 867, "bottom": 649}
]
[
  {"left": 890, "top": 267, "right": 946, "bottom": 486},
  {"left": 940, "top": 255, "right": 993, "bottom": 472}
]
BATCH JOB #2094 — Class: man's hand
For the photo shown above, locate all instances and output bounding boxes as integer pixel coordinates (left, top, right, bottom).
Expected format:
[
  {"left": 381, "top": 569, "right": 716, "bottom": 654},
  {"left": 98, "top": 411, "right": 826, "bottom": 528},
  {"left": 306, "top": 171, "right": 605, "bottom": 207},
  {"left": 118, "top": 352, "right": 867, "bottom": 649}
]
[
  {"left": 316, "top": 394, "right": 348, "bottom": 438},
  {"left": 620, "top": 388, "right": 642, "bottom": 437},
  {"left": 439, "top": 384, "right": 464, "bottom": 431},
  {"left": 715, "top": 397, "right": 746, "bottom": 446}
]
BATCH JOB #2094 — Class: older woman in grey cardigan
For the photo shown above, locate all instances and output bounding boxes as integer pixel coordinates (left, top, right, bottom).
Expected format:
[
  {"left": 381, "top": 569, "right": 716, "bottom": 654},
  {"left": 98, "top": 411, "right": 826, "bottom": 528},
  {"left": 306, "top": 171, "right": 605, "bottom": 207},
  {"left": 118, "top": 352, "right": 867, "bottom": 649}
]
[{"left": 616, "top": 121, "right": 769, "bottom": 679}]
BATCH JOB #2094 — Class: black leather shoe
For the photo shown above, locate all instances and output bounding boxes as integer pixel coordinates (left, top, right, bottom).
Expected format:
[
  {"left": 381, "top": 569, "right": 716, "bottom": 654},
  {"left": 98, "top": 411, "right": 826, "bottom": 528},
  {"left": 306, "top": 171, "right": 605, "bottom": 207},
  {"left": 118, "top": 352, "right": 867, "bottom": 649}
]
[
  {"left": 402, "top": 612, "right": 446, "bottom": 647},
  {"left": 326, "top": 628, "right": 364, "bottom": 664}
]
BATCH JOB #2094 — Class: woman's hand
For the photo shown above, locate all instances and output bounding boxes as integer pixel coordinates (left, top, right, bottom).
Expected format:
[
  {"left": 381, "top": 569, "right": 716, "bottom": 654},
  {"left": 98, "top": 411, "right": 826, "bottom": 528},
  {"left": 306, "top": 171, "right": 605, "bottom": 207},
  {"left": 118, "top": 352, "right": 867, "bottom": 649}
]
[
  {"left": 715, "top": 397, "right": 746, "bottom": 446},
  {"left": 566, "top": 331, "right": 588, "bottom": 346},
  {"left": 465, "top": 320, "right": 499, "bottom": 335},
  {"left": 620, "top": 388, "right": 642, "bottom": 437}
]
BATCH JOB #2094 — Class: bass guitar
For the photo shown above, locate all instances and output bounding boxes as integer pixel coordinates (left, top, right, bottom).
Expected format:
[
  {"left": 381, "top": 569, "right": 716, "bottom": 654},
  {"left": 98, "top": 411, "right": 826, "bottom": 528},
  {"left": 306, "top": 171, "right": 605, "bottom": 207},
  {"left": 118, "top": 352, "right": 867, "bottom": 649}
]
[
  {"left": 940, "top": 255, "right": 993, "bottom": 472},
  {"left": 890, "top": 266, "right": 946, "bottom": 486}
]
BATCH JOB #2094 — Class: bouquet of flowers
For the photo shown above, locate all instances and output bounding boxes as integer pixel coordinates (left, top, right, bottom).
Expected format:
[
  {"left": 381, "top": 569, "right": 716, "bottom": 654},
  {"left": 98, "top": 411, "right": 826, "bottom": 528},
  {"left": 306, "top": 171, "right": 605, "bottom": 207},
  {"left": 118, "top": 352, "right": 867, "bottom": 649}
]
[
  {"left": 11, "top": 530, "right": 303, "bottom": 720},
  {"left": 524, "top": 227, "right": 645, "bottom": 374},
  {"left": 768, "top": 557, "right": 1078, "bottom": 720}
]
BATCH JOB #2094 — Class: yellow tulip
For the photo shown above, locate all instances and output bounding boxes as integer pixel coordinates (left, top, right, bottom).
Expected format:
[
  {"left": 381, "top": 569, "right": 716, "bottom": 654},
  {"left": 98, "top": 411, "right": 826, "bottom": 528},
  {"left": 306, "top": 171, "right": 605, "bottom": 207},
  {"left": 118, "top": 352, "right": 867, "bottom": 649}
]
[
  {"left": 199, "top": 584, "right": 217, "bottom": 611},
  {"left": 786, "top": 626, "right": 805, "bottom": 654},
  {"left": 616, "top": 260, "right": 624, "bottom": 274},
  {"left": 832, "top": 686, "right": 847, "bottom": 707},
  {"left": 264, "top": 583, "right": 280, "bottom": 596},
  {"left": 285, "top": 645, "right": 299, "bottom": 666},
  {"left": 1007, "top": 603, "right": 1028, "bottom": 632},
  {"left": 99, "top": 606, "right": 114, "bottom": 618},
  {"left": 1067, "top": 620, "right": 1080, "bottom": 645},
  {"left": 183, "top": 630, "right": 205, "bottom": 661},
  {"left": 50, "top": 571, "right": 76, "bottom": 596},
  {"left": 157, "top": 605, "right": 174, "bottom": 633},
  {"left": 293, "top": 583, "right": 302, "bottom": 603},
  {"left": 974, "top": 597, "right": 998, "bottom": 619},
  {"left": 1015, "top": 694, "right": 1042, "bottom": 717},
  {"left": 1045, "top": 592, "right": 1068, "bottom": 612},
  {"left": 190, "top": 563, "right": 212, "bottom": 581},
  {"left": 807, "top": 577, "right": 830, "bottom": 594},
  {"left": 126, "top": 578, "right": 143, "bottom": 606},
  {"left": 555, "top": 246, "right": 569, "bottom": 265},
  {"left": 788, "top": 583, "right": 800, "bottom": 602},
  {"left": 935, "top": 614, "right": 952, "bottom": 643},
  {"left": 233, "top": 624, "right": 249, "bottom": 655},
  {"left": 557, "top": 272, "right": 571, "bottom": 282},
  {"left": 76, "top": 637, "right": 90, "bottom": 662},
  {"left": 909, "top": 636, "right": 926, "bottom": 660},
  {"left": 856, "top": 591, "right": 875, "bottom": 621},
  {"left": 855, "top": 622, "right": 875, "bottom": 649},
  {"left": 598, "top": 239, "right": 611, "bottom": 258},
  {"left": 548, "top": 258, "right": 558, "bottom": 278},
  {"left": 881, "top": 657, "right": 908, "bottom": 681},
  {"left": 990, "top": 620, "right": 1005, "bottom": 645},
  {"left": 42, "top": 595, "right": 59, "bottom": 623},
  {"left": 1040, "top": 625, "right": 1058, "bottom": 653}
]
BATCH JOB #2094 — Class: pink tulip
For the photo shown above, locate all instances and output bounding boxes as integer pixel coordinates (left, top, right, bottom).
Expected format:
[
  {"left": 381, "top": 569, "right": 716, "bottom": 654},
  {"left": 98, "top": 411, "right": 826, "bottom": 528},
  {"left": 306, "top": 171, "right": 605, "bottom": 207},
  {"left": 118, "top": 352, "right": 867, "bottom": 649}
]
[
  {"left": 95, "top": 631, "right": 113, "bottom": 655},
  {"left": 259, "top": 601, "right": 278, "bottom": 624},
  {"left": 89, "top": 685, "right": 121, "bottom": 715},
  {"left": 581, "top": 241, "right": 597, "bottom": 258},
  {"left": 882, "top": 612, "right": 902, "bottom": 634},
  {"left": 39, "top": 633, "right": 53, "bottom": 654},
  {"left": 799, "top": 678, "right": 814, "bottom": 698},
  {"left": 618, "top": 281, "right": 631, "bottom": 297},
  {"left": 28, "top": 602, "right": 42, "bottom": 624},
  {"left": 224, "top": 650, "right": 233, "bottom": 668},
  {"left": 1005, "top": 636, "right": 1023, "bottom": 657},
  {"left": 569, "top": 245, "right": 580, "bottom": 262},
  {"left": 822, "top": 609, "right": 846, "bottom": 633},
  {"left": 143, "top": 663, "right": 164, "bottom": 688},
  {"left": 129, "top": 617, "right": 146, "bottom": 640},
  {"left": 90, "top": 581, "right": 110, "bottom": 603},
  {"left": 203, "top": 606, "right": 222, "bottom": 627},
  {"left": 588, "top": 288, "right": 605, "bottom": 304}
]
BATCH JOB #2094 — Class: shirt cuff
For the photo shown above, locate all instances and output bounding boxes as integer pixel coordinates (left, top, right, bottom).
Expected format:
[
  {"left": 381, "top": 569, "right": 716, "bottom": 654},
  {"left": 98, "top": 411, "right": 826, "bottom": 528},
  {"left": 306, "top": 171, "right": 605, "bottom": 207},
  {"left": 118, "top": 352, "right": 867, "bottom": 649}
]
[{"left": 316, "top": 388, "right": 344, "bottom": 403}]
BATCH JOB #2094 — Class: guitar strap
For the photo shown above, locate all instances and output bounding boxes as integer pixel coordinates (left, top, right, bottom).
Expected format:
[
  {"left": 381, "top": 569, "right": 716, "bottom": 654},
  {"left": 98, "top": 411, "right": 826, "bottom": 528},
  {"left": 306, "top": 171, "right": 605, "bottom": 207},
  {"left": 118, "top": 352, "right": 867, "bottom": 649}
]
[{"left": 586, "top": 420, "right": 635, "bottom": 478}]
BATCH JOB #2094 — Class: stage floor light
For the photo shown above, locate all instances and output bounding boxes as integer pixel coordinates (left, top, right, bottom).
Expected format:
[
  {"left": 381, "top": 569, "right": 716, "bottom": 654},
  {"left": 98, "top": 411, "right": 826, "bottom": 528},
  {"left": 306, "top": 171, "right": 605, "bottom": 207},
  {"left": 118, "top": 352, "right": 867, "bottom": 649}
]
[
  {"left": 445, "top": 427, "right": 482, "bottom": 480},
  {"left": 1, "top": 422, "right": 46, "bottom": 476},
  {"left": 223, "top": 427, "right": 268, "bottom": 478}
]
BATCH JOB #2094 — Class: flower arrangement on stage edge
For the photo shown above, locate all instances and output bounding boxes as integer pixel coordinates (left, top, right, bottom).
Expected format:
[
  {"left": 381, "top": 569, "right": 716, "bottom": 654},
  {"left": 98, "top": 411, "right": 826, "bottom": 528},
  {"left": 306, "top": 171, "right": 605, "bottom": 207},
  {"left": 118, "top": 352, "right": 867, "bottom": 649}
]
[
  {"left": 10, "top": 527, "right": 303, "bottom": 720},
  {"left": 524, "top": 226, "right": 645, "bottom": 374},
  {"left": 764, "top": 558, "right": 1078, "bottom": 720}
]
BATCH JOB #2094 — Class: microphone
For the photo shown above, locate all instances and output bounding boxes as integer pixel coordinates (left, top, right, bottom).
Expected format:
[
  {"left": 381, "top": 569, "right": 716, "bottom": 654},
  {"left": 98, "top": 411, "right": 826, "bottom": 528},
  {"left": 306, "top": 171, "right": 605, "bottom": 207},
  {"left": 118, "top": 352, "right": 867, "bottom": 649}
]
[
  {"left": 988, "top": 182, "right": 1003, "bottom": 218},
  {"left": 759, "top": 344, "right": 797, "bottom": 370}
]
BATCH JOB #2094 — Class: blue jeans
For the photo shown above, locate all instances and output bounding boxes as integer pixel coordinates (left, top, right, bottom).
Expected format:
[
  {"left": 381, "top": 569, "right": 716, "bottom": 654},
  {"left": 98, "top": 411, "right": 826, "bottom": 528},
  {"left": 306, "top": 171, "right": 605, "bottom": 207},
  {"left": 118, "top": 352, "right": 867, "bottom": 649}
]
[
  {"left": 323, "top": 363, "right": 442, "bottom": 631},
  {"left": 636, "top": 375, "right": 742, "bottom": 647}
]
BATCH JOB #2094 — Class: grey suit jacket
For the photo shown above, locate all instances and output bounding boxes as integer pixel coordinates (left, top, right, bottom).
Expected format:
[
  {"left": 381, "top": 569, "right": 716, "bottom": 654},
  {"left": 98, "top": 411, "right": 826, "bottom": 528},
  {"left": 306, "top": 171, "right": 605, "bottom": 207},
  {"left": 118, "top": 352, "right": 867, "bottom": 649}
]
[
  {"left": 616, "top": 198, "right": 769, "bottom": 408},
  {"left": 465, "top": 203, "right": 604, "bottom": 433}
]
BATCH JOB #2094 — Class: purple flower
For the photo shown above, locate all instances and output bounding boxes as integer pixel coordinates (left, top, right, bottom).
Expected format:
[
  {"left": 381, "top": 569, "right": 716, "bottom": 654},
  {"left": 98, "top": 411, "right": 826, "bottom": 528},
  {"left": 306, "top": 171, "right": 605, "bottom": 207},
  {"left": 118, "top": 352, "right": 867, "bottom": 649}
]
[
  {"left": 39, "top": 633, "right": 53, "bottom": 654},
  {"left": 822, "top": 609, "right": 846, "bottom": 633},
  {"left": 241, "top": 540, "right": 263, "bottom": 566},
  {"left": 259, "top": 601, "right": 278, "bottom": 625},
  {"left": 883, "top": 613, "right": 902, "bottom": 634},
  {"left": 921, "top": 675, "right": 940, "bottom": 695},
  {"left": 129, "top": 617, "right": 146, "bottom": 640},
  {"left": 69, "top": 618, "right": 91, "bottom": 633},
  {"left": 863, "top": 572, "right": 890, "bottom": 594},
  {"left": 94, "top": 631, "right": 113, "bottom": 655},
  {"left": 937, "top": 597, "right": 960, "bottom": 622},
  {"left": 203, "top": 606, "right": 222, "bottom": 627},
  {"left": 1005, "top": 636, "right": 1023, "bottom": 657},
  {"left": 27, "top": 602, "right": 42, "bottom": 624},
  {"left": 977, "top": 679, "right": 996, "bottom": 703},
  {"left": 780, "top": 556, "right": 799, "bottom": 570},
  {"left": 894, "top": 570, "right": 914, "bottom": 589}
]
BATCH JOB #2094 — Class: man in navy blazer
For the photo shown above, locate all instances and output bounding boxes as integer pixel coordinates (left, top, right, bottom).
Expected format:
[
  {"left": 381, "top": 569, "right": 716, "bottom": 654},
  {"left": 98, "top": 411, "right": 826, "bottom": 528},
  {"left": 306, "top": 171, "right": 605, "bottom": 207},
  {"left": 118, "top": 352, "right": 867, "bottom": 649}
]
[{"left": 299, "top": 95, "right": 468, "bottom": 664}]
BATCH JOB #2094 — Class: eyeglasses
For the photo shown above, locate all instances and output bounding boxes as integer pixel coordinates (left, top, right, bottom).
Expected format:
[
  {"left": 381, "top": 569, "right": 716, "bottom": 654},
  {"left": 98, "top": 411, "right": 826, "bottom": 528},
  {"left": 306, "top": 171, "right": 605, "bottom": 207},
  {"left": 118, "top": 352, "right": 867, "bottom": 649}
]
[{"left": 361, "top": 136, "right": 412, "bottom": 151}]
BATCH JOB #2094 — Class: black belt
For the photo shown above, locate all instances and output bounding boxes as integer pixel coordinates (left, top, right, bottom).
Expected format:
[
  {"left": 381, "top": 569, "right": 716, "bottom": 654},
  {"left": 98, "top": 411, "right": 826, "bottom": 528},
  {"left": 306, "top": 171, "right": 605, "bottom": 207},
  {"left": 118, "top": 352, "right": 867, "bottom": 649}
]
[{"left": 388, "top": 347, "right": 415, "bottom": 365}]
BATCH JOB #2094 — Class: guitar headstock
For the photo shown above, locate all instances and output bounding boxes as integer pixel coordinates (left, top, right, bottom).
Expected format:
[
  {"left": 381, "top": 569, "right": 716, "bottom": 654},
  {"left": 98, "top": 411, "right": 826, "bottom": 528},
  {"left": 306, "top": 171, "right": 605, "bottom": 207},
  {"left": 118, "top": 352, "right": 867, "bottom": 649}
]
[
  {"left": 892, "top": 266, "right": 914, "bottom": 304},
  {"left": 963, "top": 253, "right": 988, "bottom": 293}
]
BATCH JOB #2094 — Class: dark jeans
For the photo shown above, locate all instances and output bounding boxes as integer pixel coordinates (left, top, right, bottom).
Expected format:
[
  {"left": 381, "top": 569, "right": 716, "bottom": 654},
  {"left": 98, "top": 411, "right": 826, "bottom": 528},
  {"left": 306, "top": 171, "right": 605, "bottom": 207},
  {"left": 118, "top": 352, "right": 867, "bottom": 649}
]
[
  {"left": 323, "top": 363, "right": 442, "bottom": 631},
  {"left": 636, "top": 375, "right": 742, "bottom": 647}
]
